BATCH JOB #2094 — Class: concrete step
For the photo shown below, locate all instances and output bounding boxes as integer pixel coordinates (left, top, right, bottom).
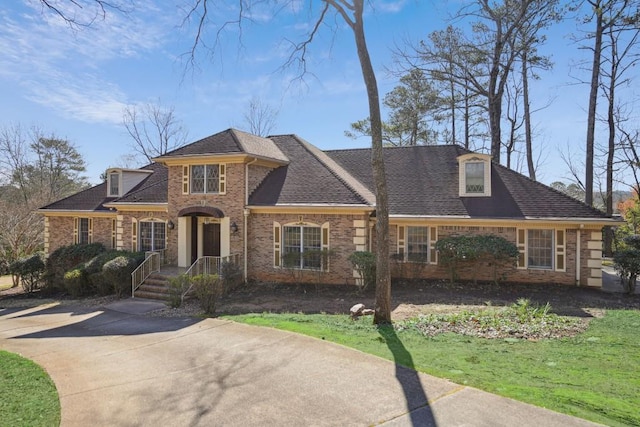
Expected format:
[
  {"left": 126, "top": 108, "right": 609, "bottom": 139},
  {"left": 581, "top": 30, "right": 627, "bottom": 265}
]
[
  {"left": 138, "top": 283, "right": 172, "bottom": 295},
  {"left": 143, "top": 277, "right": 171, "bottom": 287},
  {"left": 134, "top": 290, "right": 171, "bottom": 301}
]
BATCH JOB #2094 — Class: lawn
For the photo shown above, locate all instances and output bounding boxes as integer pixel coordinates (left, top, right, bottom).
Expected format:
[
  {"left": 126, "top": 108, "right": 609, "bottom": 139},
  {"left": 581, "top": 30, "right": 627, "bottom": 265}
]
[
  {"left": 0, "top": 350, "right": 60, "bottom": 427},
  {"left": 224, "top": 309, "right": 640, "bottom": 426}
]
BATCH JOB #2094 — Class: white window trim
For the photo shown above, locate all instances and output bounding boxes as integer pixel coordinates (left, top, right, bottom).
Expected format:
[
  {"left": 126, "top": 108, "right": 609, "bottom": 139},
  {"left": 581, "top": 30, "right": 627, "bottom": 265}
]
[
  {"left": 396, "top": 225, "right": 435, "bottom": 264},
  {"left": 458, "top": 153, "right": 492, "bottom": 197},
  {"left": 107, "top": 171, "right": 121, "bottom": 197},
  {"left": 517, "top": 228, "right": 566, "bottom": 272},
  {"left": 275, "top": 221, "right": 330, "bottom": 271},
  {"left": 138, "top": 218, "right": 167, "bottom": 252}
]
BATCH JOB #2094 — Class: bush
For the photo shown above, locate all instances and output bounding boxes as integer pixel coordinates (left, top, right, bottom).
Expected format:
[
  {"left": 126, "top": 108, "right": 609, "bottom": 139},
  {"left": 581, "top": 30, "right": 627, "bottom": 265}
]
[
  {"left": 613, "top": 236, "right": 640, "bottom": 294},
  {"left": 348, "top": 251, "right": 376, "bottom": 293},
  {"left": 63, "top": 268, "right": 87, "bottom": 298},
  {"left": 43, "top": 243, "right": 106, "bottom": 293},
  {"left": 192, "top": 274, "right": 223, "bottom": 314},
  {"left": 10, "top": 252, "right": 45, "bottom": 294},
  {"left": 220, "top": 261, "right": 243, "bottom": 292},
  {"left": 435, "top": 235, "right": 518, "bottom": 284},
  {"left": 167, "top": 274, "right": 191, "bottom": 309},
  {"left": 102, "top": 256, "right": 140, "bottom": 298}
]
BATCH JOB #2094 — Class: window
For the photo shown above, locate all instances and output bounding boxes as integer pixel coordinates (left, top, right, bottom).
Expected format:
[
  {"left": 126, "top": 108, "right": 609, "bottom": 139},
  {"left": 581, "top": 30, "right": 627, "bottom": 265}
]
[
  {"left": 283, "top": 225, "right": 321, "bottom": 269},
  {"left": 139, "top": 221, "right": 166, "bottom": 252},
  {"left": 191, "top": 165, "right": 219, "bottom": 193},
  {"left": 74, "top": 218, "right": 92, "bottom": 244},
  {"left": 465, "top": 162, "right": 484, "bottom": 193},
  {"left": 527, "top": 229, "right": 553, "bottom": 269},
  {"left": 108, "top": 172, "right": 120, "bottom": 196},
  {"left": 274, "top": 222, "right": 329, "bottom": 270},
  {"left": 407, "top": 226, "right": 429, "bottom": 262},
  {"left": 458, "top": 153, "right": 491, "bottom": 197},
  {"left": 397, "top": 225, "right": 436, "bottom": 263}
]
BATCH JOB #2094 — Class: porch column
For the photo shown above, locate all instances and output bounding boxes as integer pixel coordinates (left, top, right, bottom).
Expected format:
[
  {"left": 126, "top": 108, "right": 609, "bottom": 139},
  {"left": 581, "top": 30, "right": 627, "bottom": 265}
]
[{"left": 177, "top": 216, "right": 190, "bottom": 267}]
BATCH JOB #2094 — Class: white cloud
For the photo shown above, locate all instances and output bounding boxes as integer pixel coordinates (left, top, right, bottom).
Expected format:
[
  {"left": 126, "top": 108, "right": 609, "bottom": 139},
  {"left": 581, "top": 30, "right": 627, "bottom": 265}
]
[{"left": 0, "top": 1, "right": 172, "bottom": 123}]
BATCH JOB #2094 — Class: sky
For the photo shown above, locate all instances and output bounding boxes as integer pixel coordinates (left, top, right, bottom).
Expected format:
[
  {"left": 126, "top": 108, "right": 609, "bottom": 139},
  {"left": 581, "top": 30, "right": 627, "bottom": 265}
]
[{"left": 1, "top": 0, "right": 638, "bottom": 188}]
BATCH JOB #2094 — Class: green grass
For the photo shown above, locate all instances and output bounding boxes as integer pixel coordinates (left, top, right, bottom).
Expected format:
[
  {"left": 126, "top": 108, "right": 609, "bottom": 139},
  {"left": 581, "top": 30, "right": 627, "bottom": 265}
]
[
  {"left": 223, "top": 310, "right": 640, "bottom": 426},
  {"left": 0, "top": 350, "right": 60, "bottom": 427}
]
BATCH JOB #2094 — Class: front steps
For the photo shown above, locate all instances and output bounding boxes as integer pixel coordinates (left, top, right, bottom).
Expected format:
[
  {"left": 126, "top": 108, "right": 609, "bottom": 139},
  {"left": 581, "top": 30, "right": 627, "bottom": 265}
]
[{"left": 134, "top": 272, "right": 173, "bottom": 301}]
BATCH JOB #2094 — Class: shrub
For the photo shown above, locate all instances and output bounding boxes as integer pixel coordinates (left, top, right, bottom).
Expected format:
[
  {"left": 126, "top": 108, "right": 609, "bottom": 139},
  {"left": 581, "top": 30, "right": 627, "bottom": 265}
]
[
  {"left": 220, "top": 261, "right": 243, "bottom": 292},
  {"left": 191, "top": 274, "right": 223, "bottom": 314},
  {"left": 348, "top": 251, "right": 376, "bottom": 293},
  {"left": 613, "top": 237, "right": 640, "bottom": 294},
  {"left": 167, "top": 274, "right": 191, "bottom": 308},
  {"left": 43, "top": 243, "right": 106, "bottom": 293},
  {"left": 10, "top": 252, "right": 46, "bottom": 294},
  {"left": 435, "top": 235, "right": 518, "bottom": 284},
  {"left": 102, "top": 256, "right": 140, "bottom": 298},
  {"left": 63, "top": 268, "right": 87, "bottom": 298}
]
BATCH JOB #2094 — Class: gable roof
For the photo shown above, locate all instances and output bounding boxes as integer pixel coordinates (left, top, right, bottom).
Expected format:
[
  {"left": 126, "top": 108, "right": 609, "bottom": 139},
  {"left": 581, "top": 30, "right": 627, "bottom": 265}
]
[
  {"left": 327, "top": 144, "right": 610, "bottom": 220},
  {"left": 249, "top": 135, "right": 374, "bottom": 206},
  {"left": 157, "top": 128, "right": 289, "bottom": 163},
  {"left": 40, "top": 162, "right": 167, "bottom": 212}
]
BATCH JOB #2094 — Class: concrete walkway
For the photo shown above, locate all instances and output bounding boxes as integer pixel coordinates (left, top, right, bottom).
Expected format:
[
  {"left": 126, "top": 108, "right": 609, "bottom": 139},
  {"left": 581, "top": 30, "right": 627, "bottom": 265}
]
[{"left": 0, "top": 300, "right": 600, "bottom": 427}]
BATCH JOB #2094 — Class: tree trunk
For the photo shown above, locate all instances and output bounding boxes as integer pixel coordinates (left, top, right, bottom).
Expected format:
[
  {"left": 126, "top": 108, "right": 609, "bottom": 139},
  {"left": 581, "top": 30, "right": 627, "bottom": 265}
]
[
  {"left": 604, "top": 24, "right": 617, "bottom": 257},
  {"left": 586, "top": 2, "right": 603, "bottom": 207},
  {"left": 522, "top": 50, "right": 536, "bottom": 181},
  {"left": 350, "top": 0, "right": 391, "bottom": 324}
]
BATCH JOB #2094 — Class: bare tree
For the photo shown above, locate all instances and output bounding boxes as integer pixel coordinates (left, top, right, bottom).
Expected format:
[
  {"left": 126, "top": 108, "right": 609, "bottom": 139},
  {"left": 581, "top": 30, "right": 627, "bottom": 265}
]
[
  {"left": 185, "top": 0, "right": 392, "bottom": 323},
  {"left": 242, "top": 96, "right": 279, "bottom": 137},
  {"left": 123, "top": 102, "right": 189, "bottom": 164},
  {"left": 36, "top": 0, "right": 129, "bottom": 27}
]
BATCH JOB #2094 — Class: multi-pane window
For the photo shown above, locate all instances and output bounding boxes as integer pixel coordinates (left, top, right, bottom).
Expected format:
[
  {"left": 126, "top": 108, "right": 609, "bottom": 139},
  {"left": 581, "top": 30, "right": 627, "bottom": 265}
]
[
  {"left": 407, "top": 226, "right": 429, "bottom": 262},
  {"left": 527, "top": 229, "right": 553, "bottom": 269},
  {"left": 108, "top": 172, "right": 120, "bottom": 196},
  {"left": 191, "top": 165, "right": 220, "bottom": 193},
  {"left": 139, "top": 221, "right": 166, "bottom": 252},
  {"left": 283, "top": 225, "right": 321, "bottom": 269},
  {"left": 77, "top": 218, "right": 90, "bottom": 244},
  {"left": 465, "top": 162, "right": 484, "bottom": 193}
]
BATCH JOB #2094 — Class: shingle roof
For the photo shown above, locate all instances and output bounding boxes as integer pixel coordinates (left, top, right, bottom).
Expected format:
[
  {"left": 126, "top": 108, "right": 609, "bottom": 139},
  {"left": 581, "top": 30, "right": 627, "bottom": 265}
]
[
  {"left": 327, "top": 145, "right": 610, "bottom": 219},
  {"left": 158, "top": 128, "right": 288, "bottom": 163},
  {"left": 249, "top": 135, "right": 374, "bottom": 206},
  {"left": 40, "top": 163, "right": 167, "bottom": 211}
]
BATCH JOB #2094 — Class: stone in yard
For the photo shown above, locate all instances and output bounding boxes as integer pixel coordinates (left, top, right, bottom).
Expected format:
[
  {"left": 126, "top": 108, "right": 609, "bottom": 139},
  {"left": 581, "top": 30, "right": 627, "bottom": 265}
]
[{"left": 350, "top": 303, "right": 365, "bottom": 317}]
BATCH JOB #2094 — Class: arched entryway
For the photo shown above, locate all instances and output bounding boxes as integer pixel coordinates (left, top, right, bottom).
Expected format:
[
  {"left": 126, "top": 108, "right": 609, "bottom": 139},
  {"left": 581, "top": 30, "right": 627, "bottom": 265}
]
[{"left": 177, "top": 206, "right": 229, "bottom": 267}]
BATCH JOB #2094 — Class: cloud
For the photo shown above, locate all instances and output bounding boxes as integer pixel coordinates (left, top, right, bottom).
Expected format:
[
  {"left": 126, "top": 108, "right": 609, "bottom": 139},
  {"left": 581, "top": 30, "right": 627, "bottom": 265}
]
[{"left": 0, "top": 1, "right": 172, "bottom": 123}]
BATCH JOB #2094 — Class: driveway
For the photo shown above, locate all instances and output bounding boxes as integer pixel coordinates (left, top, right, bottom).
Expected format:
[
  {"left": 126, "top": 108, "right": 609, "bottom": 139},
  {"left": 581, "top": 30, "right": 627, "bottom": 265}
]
[{"left": 0, "top": 301, "right": 598, "bottom": 427}]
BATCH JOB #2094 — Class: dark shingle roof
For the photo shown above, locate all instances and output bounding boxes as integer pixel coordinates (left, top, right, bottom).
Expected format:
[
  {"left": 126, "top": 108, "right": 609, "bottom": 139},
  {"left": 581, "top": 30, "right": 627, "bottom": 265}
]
[
  {"left": 40, "top": 163, "right": 167, "bottom": 211},
  {"left": 249, "top": 135, "right": 374, "bottom": 206},
  {"left": 159, "top": 128, "right": 288, "bottom": 162},
  {"left": 327, "top": 145, "right": 610, "bottom": 219}
]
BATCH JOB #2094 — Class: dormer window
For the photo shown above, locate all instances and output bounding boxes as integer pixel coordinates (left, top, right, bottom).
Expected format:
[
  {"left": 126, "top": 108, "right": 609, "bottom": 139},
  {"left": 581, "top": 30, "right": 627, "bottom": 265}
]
[
  {"left": 465, "top": 162, "right": 484, "bottom": 193},
  {"left": 108, "top": 171, "right": 120, "bottom": 197},
  {"left": 458, "top": 153, "right": 492, "bottom": 197}
]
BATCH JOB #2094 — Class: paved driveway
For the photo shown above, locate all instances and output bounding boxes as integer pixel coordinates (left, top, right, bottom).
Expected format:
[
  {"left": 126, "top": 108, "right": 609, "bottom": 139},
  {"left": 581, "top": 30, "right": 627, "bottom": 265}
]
[{"left": 0, "top": 301, "right": 598, "bottom": 427}]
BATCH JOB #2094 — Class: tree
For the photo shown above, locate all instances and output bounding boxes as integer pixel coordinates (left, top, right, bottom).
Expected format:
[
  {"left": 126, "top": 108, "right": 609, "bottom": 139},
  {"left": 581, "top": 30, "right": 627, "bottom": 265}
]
[
  {"left": 0, "top": 124, "right": 88, "bottom": 273},
  {"left": 37, "top": 0, "right": 128, "bottom": 27},
  {"left": 186, "top": 0, "right": 392, "bottom": 323},
  {"left": 580, "top": 0, "right": 637, "bottom": 206},
  {"left": 123, "top": 102, "right": 189, "bottom": 164},
  {"left": 346, "top": 69, "right": 440, "bottom": 146},
  {"left": 242, "top": 96, "right": 279, "bottom": 137}
]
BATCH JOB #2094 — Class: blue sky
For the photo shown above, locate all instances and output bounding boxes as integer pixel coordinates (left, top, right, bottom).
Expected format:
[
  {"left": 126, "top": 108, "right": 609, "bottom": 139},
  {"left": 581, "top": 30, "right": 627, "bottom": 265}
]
[{"left": 1, "top": 0, "right": 636, "bottom": 188}]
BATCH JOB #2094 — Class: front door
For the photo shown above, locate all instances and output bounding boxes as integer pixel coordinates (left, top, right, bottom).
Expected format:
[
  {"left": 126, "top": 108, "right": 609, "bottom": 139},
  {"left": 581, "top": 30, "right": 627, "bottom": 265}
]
[{"left": 203, "top": 223, "right": 221, "bottom": 257}]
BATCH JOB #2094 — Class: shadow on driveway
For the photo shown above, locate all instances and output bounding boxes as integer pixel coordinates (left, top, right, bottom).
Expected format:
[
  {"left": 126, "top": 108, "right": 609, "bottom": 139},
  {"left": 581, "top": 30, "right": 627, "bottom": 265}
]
[
  {"left": 3, "top": 303, "right": 202, "bottom": 339},
  {"left": 378, "top": 326, "right": 437, "bottom": 426}
]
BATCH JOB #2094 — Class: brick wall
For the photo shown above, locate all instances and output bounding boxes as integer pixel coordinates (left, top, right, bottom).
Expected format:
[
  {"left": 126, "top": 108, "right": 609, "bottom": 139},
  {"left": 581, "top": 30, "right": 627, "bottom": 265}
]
[
  {"left": 247, "top": 212, "right": 370, "bottom": 285},
  {"left": 46, "top": 216, "right": 75, "bottom": 254}
]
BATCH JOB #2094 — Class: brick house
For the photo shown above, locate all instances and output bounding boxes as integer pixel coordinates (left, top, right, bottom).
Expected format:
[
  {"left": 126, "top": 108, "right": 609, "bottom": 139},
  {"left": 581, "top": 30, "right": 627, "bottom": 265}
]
[{"left": 40, "top": 128, "right": 619, "bottom": 290}]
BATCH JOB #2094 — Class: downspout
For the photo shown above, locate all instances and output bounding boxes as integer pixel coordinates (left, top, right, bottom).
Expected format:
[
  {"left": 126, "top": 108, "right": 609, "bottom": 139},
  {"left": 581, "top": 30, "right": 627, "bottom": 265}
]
[{"left": 244, "top": 158, "right": 258, "bottom": 281}]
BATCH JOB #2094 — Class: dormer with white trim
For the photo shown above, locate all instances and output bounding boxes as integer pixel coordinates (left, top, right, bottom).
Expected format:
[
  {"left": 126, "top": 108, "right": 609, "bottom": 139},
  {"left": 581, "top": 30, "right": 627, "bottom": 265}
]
[
  {"left": 106, "top": 168, "right": 154, "bottom": 198},
  {"left": 457, "top": 153, "right": 492, "bottom": 197}
]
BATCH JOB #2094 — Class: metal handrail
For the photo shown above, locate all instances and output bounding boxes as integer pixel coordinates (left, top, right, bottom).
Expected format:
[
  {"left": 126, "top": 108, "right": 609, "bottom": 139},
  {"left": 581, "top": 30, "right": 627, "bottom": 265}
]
[
  {"left": 181, "top": 253, "right": 241, "bottom": 301},
  {"left": 131, "top": 251, "right": 161, "bottom": 297}
]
